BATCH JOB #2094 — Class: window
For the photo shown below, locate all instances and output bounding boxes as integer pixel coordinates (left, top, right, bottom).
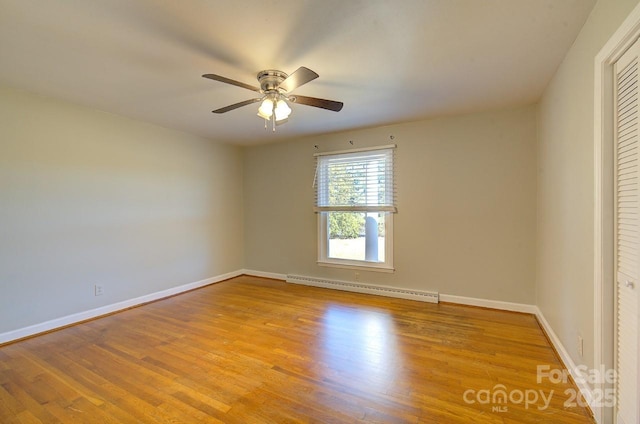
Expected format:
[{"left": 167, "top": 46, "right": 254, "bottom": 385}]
[{"left": 315, "top": 145, "right": 396, "bottom": 271}]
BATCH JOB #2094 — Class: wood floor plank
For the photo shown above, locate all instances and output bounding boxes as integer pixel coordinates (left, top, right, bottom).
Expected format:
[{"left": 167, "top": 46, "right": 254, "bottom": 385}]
[{"left": 0, "top": 276, "right": 595, "bottom": 423}]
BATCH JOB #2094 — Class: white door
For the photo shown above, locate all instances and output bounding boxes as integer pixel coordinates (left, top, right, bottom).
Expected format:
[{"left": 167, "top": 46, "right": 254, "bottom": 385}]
[{"left": 614, "top": 39, "right": 640, "bottom": 424}]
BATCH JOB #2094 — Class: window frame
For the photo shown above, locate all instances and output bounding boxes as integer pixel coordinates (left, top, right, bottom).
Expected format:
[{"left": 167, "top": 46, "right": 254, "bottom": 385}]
[{"left": 314, "top": 145, "right": 396, "bottom": 272}]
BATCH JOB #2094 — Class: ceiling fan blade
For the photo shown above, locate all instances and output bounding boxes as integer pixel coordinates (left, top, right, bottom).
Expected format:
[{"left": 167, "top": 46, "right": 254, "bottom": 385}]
[
  {"left": 279, "top": 67, "right": 319, "bottom": 92},
  {"left": 203, "top": 74, "right": 261, "bottom": 92},
  {"left": 212, "top": 98, "right": 261, "bottom": 114},
  {"left": 290, "top": 95, "right": 343, "bottom": 112}
]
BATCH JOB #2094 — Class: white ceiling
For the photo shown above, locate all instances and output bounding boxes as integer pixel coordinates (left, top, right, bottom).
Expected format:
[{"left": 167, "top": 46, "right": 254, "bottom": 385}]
[{"left": 0, "top": 0, "right": 596, "bottom": 145}]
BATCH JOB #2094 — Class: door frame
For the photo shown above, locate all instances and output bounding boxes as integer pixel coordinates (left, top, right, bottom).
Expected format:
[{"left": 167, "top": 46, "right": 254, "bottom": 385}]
[{"left": 594, "top": 3, "right": 640, "bottom": 423}]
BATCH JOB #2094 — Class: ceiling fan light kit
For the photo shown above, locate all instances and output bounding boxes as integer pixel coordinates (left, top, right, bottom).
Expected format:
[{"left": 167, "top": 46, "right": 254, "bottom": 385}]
[
  {"left": 203, "top": 67, "right": 343, "bottom": 132},
  {"left": 256, "top": 95, "right": 291, "bottom": 130}
]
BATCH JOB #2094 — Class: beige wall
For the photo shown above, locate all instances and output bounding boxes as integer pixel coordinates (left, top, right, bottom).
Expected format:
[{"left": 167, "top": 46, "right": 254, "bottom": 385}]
[
  {"left": 244, "top": 106, "right": 537, "bottom": 304},
  {"left": 537, "top": 0, "right": 639, "bottom": 371},
  {"left": 0, "top": 85, "right": 244, "bottom": 334}
]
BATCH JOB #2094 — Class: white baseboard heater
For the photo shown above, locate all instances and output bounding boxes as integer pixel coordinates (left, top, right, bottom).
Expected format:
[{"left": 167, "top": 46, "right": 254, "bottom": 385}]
[{"left": 286, "top": 274, "right": 439, "bottom": 303}]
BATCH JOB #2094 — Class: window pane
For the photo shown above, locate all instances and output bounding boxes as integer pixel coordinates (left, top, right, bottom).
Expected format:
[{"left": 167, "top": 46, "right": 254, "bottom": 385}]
[{"left": 327, "top": 212, "right": 385, "bottom": 262}]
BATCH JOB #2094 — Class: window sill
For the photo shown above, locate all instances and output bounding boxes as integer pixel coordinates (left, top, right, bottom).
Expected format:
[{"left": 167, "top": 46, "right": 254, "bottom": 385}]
[{"left": 317, "top": 260, "right": 395, "bottom": 273}]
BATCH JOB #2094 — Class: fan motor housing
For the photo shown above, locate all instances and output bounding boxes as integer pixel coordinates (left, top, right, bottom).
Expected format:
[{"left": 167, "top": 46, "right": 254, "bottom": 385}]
[{"left": 257, "top": 70, "right": 288, "bottom": 93}]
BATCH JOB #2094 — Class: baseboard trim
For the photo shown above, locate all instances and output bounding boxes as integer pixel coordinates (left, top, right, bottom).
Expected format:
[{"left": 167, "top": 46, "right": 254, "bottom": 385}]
[
  {"left": 0, "top": 269, "right": 243, "bottom": 345},
  {"left": 242, "top": 269, "right": 287, "bottom": 280},
  {"left": 439, "top": 294, "right": 537, "bottom": 314},
  {"left": 245, "top": 269, "right": 540, "bottom": 312},
  {"left": 286, "top": 274, "right": 439, "bottom": 303},
  {"left": 534, "top": 307, "right": 594, "bottom": 415}
]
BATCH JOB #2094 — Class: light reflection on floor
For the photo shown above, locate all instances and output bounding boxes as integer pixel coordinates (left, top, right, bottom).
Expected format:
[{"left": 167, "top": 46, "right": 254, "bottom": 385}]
[{"left": 319, "top": 304, "right": 403, "bottom": 393}]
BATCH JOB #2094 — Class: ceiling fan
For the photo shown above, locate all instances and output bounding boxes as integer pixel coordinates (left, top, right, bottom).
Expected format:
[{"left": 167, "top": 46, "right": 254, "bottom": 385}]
[{"left": 202, "top": 67, "right": 343, "bottom": 131}]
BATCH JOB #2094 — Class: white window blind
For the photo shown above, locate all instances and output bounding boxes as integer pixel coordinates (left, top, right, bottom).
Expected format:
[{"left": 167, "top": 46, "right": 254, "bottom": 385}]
[{"left": 314, "top": 145, "right": 396, "bottom": 212}]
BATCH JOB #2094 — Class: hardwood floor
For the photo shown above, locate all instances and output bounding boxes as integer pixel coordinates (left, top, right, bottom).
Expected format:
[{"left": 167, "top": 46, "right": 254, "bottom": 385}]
[{"left": 0, "top": 275, "right": 594, "bottom": 423}]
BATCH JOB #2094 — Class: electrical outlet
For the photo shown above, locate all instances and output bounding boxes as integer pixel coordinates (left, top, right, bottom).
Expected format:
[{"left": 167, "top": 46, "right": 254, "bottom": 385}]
[
  {"left": 577, "top": 335, "right": 584, "bottom": 357},
  {"left": 354, "top": 272, "right": 360, "bottom": 281},
  {"left": 94, "top": 284, "right": 104, "bottom": 296}
]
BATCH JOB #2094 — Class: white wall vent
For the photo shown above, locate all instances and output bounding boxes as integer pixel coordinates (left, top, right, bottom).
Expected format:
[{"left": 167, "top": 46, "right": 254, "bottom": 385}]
[{"left": 286, "top": 274, "right": 439, "bottom": 304}]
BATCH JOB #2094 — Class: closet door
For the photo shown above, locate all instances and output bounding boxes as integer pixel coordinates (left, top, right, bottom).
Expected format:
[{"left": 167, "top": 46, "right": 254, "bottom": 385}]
[{"left": 614, "top": 39, "right": 640, "bottom": 424}]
